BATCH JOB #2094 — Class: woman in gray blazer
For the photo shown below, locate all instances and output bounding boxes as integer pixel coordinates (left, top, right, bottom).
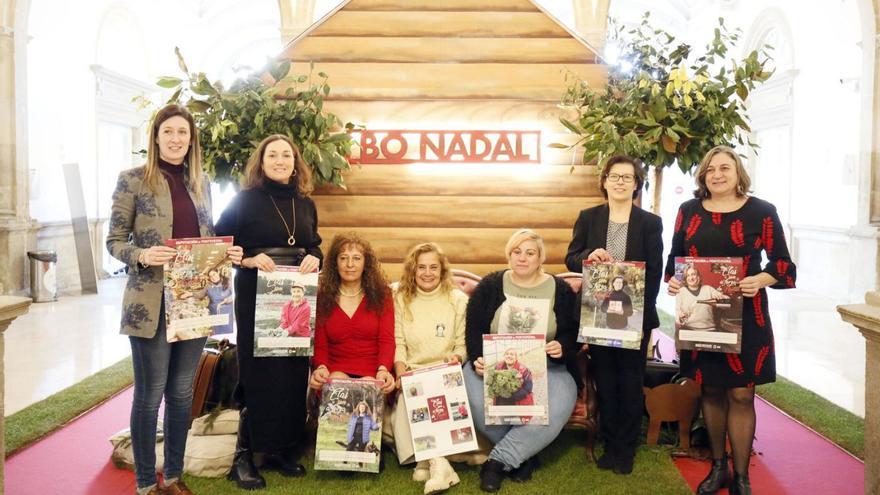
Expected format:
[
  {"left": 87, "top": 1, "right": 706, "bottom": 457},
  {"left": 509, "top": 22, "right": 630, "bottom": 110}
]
[{"left": 106, "top": 104, "right": 242, "bottom": 495}]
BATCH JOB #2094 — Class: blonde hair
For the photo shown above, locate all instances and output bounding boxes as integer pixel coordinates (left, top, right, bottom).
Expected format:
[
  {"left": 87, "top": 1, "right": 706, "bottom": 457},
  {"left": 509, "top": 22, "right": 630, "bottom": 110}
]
[
  {"left": 241, "top": 134, "right": 314, "bottom": 197},
  {"left": 693, "top": 145, "right": 751, "bottom": 199},
  {"left": 143, "top": 104, "right": 205, "bottom": 204},
  {"left": 505, "top": 229, "right": 547, "bottom": 265},
  {"left": 396, "top": 242, "right": 455, "bottom": 321}
]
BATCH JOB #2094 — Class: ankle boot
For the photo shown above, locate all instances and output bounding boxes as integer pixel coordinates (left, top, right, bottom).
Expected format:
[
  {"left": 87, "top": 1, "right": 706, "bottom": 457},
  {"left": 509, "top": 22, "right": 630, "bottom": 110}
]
[
  {"left": 729, "top": 472, "right": 751, "bottom": 495},
  {"left": 479, "top": 459, "right": 505, "bottom": 493},
  {"left": 696, "top": 455, "right": 730, "bottom": 495},
  {"left": 273, "top": 448, "right": 306, "bottom": 477},
  {"left": 424, "top": 457, "right": 460, "bottom": 494},
  {"left": 227, "top": 408, "right": 267, "bottom": 490}
]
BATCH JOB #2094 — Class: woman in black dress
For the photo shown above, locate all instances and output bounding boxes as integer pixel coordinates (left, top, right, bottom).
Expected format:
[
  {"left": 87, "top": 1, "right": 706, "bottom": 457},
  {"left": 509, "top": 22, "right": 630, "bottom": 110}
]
[
  {"left": 666, "top": 145, "right": 796, "bottom": 495},
  {"left": 215, "top": 134, "right": 323, "bottom": 490},
  {"left": 565, "top": 155, "right": 663, "bottom": 475}
]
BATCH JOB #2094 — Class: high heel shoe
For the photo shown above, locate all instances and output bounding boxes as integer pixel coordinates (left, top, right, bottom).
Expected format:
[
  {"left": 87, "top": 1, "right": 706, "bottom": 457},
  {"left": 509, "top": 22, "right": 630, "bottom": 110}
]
[
  {"left": 696, "top": 454, "right": 729, "bottom": 495},
  {"left": 729, "top": 472, "right": 751, "bottom": 495}
]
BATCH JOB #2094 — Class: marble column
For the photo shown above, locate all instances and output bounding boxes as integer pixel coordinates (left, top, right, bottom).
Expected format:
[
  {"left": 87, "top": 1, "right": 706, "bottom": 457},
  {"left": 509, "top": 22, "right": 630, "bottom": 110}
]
[
  {"left": 0, "top": 295, "right": 31, "bottom": 491},
  {"left": 0, "top": 5, "right": 37, "bottom": 295},
  {"left": 838, "top": 293, "right": 880, "bottom": 495}
]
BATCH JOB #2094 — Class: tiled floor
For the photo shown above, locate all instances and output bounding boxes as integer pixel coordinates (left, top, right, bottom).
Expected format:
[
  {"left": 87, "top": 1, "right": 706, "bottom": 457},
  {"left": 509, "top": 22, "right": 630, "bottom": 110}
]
[{"left": 4, "top": 277, "right": 868, "bottom": 418}]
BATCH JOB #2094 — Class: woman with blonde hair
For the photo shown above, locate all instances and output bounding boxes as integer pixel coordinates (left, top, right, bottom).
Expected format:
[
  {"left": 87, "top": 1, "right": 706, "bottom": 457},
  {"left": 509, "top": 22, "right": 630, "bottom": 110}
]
[
  {"left": 107, "top": 103, "right": 242, "bottom": 495},
  {"left": 462, "top": 229, "right": 580, "bottom": 493},
  {"left": 216, "top": 134, "right": 322, "bottom": 490},
  {"left": 666, "top": 145, "right": 796, "bottom": 495},
  {"left": 385, "top": 242, "right": 468, "bottom": 494}
]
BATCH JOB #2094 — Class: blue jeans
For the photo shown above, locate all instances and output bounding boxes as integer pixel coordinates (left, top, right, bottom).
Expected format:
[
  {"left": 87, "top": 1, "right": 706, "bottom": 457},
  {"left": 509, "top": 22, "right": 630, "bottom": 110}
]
[
  {"left": 129, "top": 312, "right": 206, "bottom": 488},
  {"left": 463, "top": 360, "right": 576, "bottom": 469}
]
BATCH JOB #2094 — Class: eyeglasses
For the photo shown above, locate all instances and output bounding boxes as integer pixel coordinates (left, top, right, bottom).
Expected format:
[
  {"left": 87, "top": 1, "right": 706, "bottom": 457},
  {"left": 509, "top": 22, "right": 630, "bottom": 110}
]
[{"left": 606, "top": 173, "right": 635, "bottom": 183}]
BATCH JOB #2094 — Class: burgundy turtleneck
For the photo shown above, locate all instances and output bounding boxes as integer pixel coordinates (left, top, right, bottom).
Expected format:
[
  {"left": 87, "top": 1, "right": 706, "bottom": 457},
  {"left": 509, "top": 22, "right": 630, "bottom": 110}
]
[{"left": 158, "top": 159, "right": 200, "bottom": 239}]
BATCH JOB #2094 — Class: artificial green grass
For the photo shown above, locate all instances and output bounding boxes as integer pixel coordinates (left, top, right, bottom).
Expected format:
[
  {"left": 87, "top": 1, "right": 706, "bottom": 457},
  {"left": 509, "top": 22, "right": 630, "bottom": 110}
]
[
  {"left": 656, "top": 308, "right": 865, "bottom": 459},
  {"left": 5, "top": 356, "right": 134, "bottom": 456},
  {"left": 756, "top": 376, "right": 864, "bottom": 459},
  {"left": 183, "top": 433, "right": 691, "bottom": 495}
]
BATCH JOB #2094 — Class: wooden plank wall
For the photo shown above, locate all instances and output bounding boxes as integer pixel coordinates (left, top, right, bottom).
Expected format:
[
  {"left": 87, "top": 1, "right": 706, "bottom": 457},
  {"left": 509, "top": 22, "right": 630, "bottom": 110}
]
[{"left": 279, "top": 0, "right": 608, "bottom": 280}]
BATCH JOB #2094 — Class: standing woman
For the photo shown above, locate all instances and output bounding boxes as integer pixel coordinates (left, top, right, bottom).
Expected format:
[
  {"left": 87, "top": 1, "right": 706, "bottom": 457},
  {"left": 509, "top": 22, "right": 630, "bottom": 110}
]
[
  {"left": 387, "top": 242, "right": 468, "bottom": 494},
  {"left": 666, "top": 145, "right": 796, "bottom": 495},
  {"left": 308, "top": 232, "right": 396, "bottom": 394},
  {"left": 463, "top": 229, "right": 580, "bottom": 493},
  {"left": 215, "top": 134, "right": 323, "bottom": 490},
  {"left": 564, "top": 155, "right": 663, "bottom": 475},
  {"left": 107, "top": 104, "right": 242, "bottom": 495}
]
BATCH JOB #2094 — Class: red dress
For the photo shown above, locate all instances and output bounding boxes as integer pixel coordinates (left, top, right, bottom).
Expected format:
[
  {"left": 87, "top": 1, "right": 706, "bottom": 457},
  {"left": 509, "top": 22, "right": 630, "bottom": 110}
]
[
  {"left": 313, "top": 295, "right": 395, "bottom": 378},
  {"left": 664, "top": 197, "right": 796, "bottom": 387}
]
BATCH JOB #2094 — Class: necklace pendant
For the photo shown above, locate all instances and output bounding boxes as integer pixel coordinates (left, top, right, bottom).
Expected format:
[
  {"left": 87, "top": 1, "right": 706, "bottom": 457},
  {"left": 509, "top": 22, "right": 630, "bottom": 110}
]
[{"left": 287, "top": 236, "right": 296, "bottom": 246}]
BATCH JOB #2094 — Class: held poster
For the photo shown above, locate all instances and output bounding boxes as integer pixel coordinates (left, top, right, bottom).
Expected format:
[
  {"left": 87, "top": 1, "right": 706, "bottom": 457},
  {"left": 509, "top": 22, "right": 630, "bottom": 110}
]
[
  {"left": 674, "top": 257, "right": 744, "bottom": 353},
  {"left": 578, "top": 260, "right": 646, "bottom": 349},
  {"left": 163, "top": 236, "right": 233, "bottom": 342},
  {"left": 254, "top": 266, "right": 318, "bottom": 357},
  {"left": 315, "top": 378, "right": 384, "bottom": 473},
  {"left": 483, "top": 334, "right": 548, "bottom": 426},
  {"left": 400, "top": 362, "right": 478, "bottom": 461}
]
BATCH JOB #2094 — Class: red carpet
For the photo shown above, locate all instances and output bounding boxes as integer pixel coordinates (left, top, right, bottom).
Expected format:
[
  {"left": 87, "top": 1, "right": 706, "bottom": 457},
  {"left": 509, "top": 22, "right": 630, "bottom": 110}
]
[
  {"left": 6, "top": 387, "right": 138, "bottom": 495},
  {"left": 6, "top": 362, "right": 865, "bottom": 494}
]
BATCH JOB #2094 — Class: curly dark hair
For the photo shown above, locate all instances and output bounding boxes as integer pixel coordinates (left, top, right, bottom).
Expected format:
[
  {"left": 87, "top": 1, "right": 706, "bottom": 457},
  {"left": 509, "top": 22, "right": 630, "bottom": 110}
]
[{"left": 317, "top": 232, "right": 389, "bottom": 322}]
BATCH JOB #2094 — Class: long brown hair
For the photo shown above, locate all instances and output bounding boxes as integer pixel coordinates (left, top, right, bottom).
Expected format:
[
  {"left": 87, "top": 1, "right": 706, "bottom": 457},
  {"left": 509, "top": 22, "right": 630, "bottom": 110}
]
[
  {"left": 240, "top": 134, "right": 313, "bottom": 197},
  {"left": 396, "top": 242, "right": 455, "bottom": 321},
  {"left": 143, "top": 104, "right": 205, "bottom": 204},
  {"left": 317, "top": 232, "right": 389, "bottom": 321}
]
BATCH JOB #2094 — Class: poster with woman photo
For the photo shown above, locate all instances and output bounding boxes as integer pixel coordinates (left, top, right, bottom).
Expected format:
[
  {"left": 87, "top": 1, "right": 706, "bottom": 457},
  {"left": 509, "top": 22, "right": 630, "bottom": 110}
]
[
  {"left": 400, "top": 362, "right": 478, "bottom": 461},
  {"left": 163, "top": 236, "right": 234, "bottom": 342},
  {"left": 315, "top": 378, "right": 384, "bottom": 473},
  {"left": 253, "top": 266, "right": 318, "bottom": 357},
  {"left": 483, "top": 334, "right": 548, "bottom": 425},
  {"left": 674, "top": 256, "right": 744, "bottom": 353},
  {"left": 577, "top": 260, "right": 646, "bottom": 349}
]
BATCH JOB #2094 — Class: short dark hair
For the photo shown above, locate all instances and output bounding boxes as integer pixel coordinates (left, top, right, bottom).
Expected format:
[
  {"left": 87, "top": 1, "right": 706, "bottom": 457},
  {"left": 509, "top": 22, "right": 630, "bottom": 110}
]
[{"left": 598, "top": 155, "right": 646, "bottom": 200}]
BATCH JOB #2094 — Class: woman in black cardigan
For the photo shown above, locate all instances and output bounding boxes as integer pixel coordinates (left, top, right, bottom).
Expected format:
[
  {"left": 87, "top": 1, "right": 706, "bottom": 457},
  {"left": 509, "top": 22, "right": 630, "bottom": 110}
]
[
  {"left": 463, "top": 229, "right": 580, "bottom": 493},
  {"left": 565, "top": 155, "right": 663, "bottom": 475}
]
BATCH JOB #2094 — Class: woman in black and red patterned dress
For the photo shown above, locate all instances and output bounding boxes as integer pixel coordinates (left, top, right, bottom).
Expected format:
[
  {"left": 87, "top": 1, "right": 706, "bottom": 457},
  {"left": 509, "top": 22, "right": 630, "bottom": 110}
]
[{"left": 665, "top": 145, "right": 796, "bottom": 495}]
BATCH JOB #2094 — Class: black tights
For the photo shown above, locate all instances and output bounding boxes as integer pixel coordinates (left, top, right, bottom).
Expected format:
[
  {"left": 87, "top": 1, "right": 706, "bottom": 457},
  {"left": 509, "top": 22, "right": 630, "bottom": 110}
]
[{"left": 701, "top": 386, "right": 755, "bottom": 475}]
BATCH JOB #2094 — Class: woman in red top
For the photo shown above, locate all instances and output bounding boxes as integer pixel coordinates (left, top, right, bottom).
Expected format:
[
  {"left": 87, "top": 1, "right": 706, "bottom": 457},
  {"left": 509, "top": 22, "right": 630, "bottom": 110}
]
[
  {"left": 309, "top": 232, "right": 396, "bottom": 394},
  {"left": 280, "top": 283, "right": 311, "bottom": 337}
]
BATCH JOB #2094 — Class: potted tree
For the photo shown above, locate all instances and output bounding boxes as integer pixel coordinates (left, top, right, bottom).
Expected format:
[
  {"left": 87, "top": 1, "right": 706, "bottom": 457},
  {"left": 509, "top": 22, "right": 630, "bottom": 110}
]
[
  {"left": 146, "top": 48, "right": 355, "bottom": 189},
  {"left": 556, "top": 14, "right": 772, "bottom": 213}
]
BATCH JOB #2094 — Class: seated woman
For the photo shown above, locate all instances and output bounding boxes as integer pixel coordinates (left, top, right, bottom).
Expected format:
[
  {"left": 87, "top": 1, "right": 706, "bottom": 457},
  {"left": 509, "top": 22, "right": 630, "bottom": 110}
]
[
  {"left": 676, "top": 263, "right": 729, "bottom": 331},
  {"left": 385, "top": 242, "right": 468, "bottom": 494},
  {"left": 309, "top": 232, "right": 396, "bottom": 394},
  {"left": 280, "top": 283, "right": 311, "bottom": 337},
  {"left": 463, "top": 229, "right": 580, "bottom": 493},
  {"left": 492, "top": 348, "right": 534, "bottom": 409}
]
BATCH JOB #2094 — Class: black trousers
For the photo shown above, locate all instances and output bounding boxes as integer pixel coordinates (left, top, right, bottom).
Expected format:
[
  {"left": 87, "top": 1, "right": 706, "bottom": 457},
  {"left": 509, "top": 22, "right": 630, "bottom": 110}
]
[{"left": 589, "top": 338, "right": 648, "bottom": 459}]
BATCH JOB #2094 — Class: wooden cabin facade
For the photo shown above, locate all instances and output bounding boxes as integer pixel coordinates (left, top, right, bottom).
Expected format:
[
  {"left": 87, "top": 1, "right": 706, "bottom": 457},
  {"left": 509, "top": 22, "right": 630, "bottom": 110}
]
[{"left": 278, "top": 0, "right": 608, "bottom": 278}]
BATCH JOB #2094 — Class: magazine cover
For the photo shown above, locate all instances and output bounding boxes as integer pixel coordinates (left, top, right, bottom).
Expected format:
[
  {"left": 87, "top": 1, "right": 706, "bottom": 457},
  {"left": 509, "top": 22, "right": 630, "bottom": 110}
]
[
  {"left": 673, "top": 256, "right": 744, "bottom": 353},
  {"left": 315, "top": 378, "right": 384, "bottom": 473},
  {"left": 497, "top": 295, "right": 551, "bottom": 335},
  {"left": 163, "top": 236, "right": 234, "bottom": 342},
  {"left": 577, "top": 260, "right": 646, "bottom": 349},
  {"left": 400, "top": 362, "right": 478, "bottom": 461},
  {"left": 483, "top": 334, "right": 548, "bottom": 425},
  {"left": 254, "top": 266, "right": 318, "bottom": 357}
]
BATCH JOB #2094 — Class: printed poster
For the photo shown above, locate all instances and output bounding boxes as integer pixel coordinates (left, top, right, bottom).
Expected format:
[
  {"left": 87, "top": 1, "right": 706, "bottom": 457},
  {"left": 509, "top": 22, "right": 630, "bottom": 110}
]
[
  {"left": 315, "top": 378, "right": 384, "bottom": 473},
  {"left": 578, "top": 260, "right": 646, "bottom": 349},
  {"left": 163, "top": 236, "right": 233, "bottom": 342},
  {"left": 483, "top": 334, "right": 548, "bottom": 426},
  {"left": 254, "top": 266, "right": 318, "bottom": 357},
  {"left": 400, "top": 362, "right": 478, "bottom": 461},
  {"left": 674, "top": 257, "right": 744, "bottom": 353}
]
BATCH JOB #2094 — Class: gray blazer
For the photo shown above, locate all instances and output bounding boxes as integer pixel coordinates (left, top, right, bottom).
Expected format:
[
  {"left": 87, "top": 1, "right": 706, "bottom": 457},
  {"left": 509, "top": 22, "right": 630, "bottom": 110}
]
[{"left": 106, "top": 166, "right": 214, "bottom": 338}]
